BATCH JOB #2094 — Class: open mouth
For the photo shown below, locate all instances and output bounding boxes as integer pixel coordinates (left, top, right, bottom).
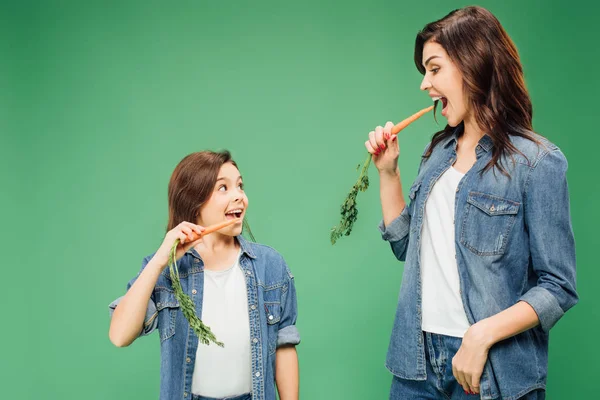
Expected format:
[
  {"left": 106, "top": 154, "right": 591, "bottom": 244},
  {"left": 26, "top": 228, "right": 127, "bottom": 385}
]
[
  {"left": 225, "top": 209, "right": 244, "bottom": 220},
  {"left": 433, "top": 96, "right": 449, "bottom": 116}
]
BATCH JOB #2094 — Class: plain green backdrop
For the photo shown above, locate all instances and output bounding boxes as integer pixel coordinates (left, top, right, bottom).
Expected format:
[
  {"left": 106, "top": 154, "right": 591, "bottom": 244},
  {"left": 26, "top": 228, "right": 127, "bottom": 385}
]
[{"left": 4, "top": 1, "right": 598, "bottom": 399}]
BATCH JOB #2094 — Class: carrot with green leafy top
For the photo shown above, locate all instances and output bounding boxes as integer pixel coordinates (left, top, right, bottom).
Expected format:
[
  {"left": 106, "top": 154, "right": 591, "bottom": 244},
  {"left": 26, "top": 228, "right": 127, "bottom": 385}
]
[
  {"left": 330, "top": 104, "right": 435, "bottom": 245},
  {"left": 168, "top": 217, "right": 239, "bottom": 347}
]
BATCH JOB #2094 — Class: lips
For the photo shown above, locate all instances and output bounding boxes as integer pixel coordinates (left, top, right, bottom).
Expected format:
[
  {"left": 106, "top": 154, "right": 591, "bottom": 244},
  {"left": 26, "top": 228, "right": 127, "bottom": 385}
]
[
  {"left": 431, "top": 95, "right": 449, "bottom": 116},
  {"left": 225, "top": 208, "right": 244, "bottom": 220}
]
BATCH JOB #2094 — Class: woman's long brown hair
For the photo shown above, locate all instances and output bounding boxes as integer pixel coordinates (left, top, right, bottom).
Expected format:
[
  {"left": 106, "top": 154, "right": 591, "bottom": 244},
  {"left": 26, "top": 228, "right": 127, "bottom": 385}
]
[{"left": 415, "top": 6, "right": 540, "bottom": 175}]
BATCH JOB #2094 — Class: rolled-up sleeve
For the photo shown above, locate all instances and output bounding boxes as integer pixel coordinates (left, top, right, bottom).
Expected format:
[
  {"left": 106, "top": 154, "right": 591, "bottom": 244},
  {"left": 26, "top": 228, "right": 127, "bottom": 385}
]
[
  {"left": 519, "top": 149, "right": 578, "bottom": 332},
  {"left": 108, "top": 256, "right": 159, "bottom": 337},
  {"left": 277, "top": 265, "right": 300, "bottom": 348},
  {"left": 379, "top": 204, "right": 412, "bottom": 261}
]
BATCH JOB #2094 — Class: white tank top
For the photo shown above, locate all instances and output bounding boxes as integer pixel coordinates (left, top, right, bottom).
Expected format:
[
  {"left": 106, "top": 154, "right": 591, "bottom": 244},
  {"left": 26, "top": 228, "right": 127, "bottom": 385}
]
[{"left": 420, "top": 166, "right": 471, "bottom": 337}]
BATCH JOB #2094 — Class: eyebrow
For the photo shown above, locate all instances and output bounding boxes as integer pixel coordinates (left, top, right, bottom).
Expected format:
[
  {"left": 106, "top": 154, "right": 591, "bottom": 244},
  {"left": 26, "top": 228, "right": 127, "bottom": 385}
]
[
  {"left": 216, "top": 175, "right": 243, "bottom": 182},
  {"left": 423, "top": 55, "right": 441, "bottom": 67}
]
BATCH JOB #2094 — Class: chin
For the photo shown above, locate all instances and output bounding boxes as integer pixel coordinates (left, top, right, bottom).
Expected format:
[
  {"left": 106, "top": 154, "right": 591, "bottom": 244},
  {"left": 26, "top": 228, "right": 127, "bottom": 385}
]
[
  {"left": 227, "top": 226, "right": 244, "bottom": 237},
  {"left": 447, "top": 118, "right": 460, "bottom": 127}
]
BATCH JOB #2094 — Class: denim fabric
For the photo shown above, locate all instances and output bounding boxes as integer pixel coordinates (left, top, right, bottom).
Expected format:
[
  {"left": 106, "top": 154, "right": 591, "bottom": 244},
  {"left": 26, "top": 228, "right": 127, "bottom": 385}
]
[
  {"left": 109, "top": 236, "right": 300, "bottom": 400},
  {"left": 380, "top": 126, "right": 577, "bottom": 399}
]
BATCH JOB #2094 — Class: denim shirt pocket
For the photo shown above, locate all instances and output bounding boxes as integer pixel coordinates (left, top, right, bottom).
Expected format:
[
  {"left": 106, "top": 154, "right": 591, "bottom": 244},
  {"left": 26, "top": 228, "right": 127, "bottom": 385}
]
[
  {"left": 460, "top": 191, "right": 520, "bottom": 256},
  {"left": 264, "top": 302, "right": 281, "bottom": 355},
  {"left": 154, "top": 288, "right": 180, "bottom": 342}
]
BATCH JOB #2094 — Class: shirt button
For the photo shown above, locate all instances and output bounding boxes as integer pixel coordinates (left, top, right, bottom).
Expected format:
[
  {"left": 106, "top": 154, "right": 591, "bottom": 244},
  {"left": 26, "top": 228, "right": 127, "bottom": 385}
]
[
  {"left": 268, "top": 315, "right": 274, "bottom": 321},
  {"left": 186, "top": 357, "right": 191, "bottom": 363},
  {"left": 253, "top": 338, "right": 258, "bottom": 344},
  {"left": 192, "top": 289, "right": 197, "bottom": 295},
  {"left": 251, "top": 305, "right": 256, "bottom": 310},
  {"left": 184, "top": 392, "right": 188, "bottom": 397},
  {"left": 456, "top": 187, "right": 459, "bottom": 192},
  {"left": 490, "top": 205, "right": 495, "bottom": 212},
  {"left": 477, "top": 145, "right": 481, "bottom": 150},
  {"left": 194, "top": 259, "right": 199, "bottom": 263},
  {"left": 246, "top": 270, "right": 251, "bottom": 275},
  {"left": 255, "top": 372, "right": 261, "bottom": 377}
]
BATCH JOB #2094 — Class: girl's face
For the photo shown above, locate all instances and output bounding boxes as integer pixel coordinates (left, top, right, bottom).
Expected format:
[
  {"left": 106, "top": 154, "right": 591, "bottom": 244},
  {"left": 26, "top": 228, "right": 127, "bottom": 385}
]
[
  {"left": 197, "top": 162, "right": 248, "bottom": 236},
  {"left": 420, "top": 41, "right": 470, "bottom": 127}
]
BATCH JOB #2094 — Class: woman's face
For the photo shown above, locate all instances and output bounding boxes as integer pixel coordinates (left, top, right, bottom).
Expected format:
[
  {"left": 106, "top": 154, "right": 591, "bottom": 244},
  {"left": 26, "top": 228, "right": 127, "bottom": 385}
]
[
  {"left": 197, "top": 162, "right": 248, "bottom": 236},
  {"left": 420, "top": 41, "right": 471, "bottom": 127}
]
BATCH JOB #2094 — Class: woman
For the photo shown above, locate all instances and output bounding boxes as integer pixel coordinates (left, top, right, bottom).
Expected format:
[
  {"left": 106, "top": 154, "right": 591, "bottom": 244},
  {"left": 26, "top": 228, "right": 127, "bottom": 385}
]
[{"left": 367, "top": 6, "right": 577, "bottom": 400}]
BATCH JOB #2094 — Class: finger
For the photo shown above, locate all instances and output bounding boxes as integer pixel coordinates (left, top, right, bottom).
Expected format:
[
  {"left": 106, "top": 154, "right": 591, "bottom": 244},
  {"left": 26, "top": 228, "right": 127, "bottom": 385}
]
[
  {"left": 180, "top": 226, "right": 195, "bottom": 242},
  {"left": 452, "top": 361, "right": 468, "bottom": 394},
  {"left": 383, "top": 121, "right": 394, "bottom": 140},
  {"left": 470, "top": 371, "right": 482, "bottom": 395},
  {"left": 368, "top": 130, "right": 379, "bottom": 154},
  {"left": 178, "top": 232, "right": 188, "bottom": 245},
  {"left": 463, "top": 373, "right": 474, "bottom": 395},
  {"left": 365, "top": 140, "right": 377, "bottom": 155},
  {"left": 192, "top": 224, "right": 206, "bottom": 235},
  {"left": 452, "top": 361, "right": 461, "bottom": 385},
  {"left": 386, "top": 133, "right": 399, "bottom": 153},
  {"left": 374, "top": 125, "right": 386, "bottom": 151},
  {"left": 182, "top": 221, "right": 203, "bottom": 233}
]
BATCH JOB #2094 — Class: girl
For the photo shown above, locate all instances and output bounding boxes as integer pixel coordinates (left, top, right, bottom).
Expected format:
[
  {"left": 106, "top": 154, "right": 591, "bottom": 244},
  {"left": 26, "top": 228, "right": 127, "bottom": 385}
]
[
  {"left": 108, "top": 151, "right": 300, "bottom": 400},
  {"left": 367, "top": 6, "right": 577, "bottom": 400}
]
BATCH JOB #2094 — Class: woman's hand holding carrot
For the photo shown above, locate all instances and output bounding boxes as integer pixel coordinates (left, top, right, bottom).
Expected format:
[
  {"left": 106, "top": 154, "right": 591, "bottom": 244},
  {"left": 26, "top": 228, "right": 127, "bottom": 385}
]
[{"left": 365, "top": 121, "right": 400, "bottom": 175}]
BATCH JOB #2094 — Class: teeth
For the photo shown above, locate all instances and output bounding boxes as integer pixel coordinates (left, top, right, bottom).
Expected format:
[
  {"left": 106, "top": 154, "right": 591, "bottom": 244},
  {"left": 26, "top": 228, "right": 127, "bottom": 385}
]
[
  {"left": 433, "top": 97, "right": 442, "bottom": 102},
  {"left": 226, "top": 209, "right": 243, "bottom": 215}
]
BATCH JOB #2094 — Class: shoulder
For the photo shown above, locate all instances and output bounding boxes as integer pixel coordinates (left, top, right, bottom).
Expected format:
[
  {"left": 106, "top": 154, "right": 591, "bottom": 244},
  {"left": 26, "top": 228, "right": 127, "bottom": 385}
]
[
  {"left": 247, "top": 242, "right": 293, "bottom": 279},
  {"left": 508, "top": 132, "right": 564, "bottom": 168}
]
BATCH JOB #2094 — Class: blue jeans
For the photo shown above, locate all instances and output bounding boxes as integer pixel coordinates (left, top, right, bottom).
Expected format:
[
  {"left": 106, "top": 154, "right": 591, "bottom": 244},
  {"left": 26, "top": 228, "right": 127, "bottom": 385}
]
[
  {"left": 389, "top": 332, "right": 545, "bottom": 400},
  {"left": 192, "top": 394, "right": 251, "bottom": 400}
]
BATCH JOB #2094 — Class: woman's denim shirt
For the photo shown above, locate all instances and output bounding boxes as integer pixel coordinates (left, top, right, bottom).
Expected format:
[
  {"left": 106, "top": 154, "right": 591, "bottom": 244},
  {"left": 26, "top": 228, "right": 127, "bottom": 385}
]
[
  {"left": 109, "top": 236, "right": 300, "bottom": 400},
  {"left": 379, "top": 127, "right": 577, "bottom": 400}
]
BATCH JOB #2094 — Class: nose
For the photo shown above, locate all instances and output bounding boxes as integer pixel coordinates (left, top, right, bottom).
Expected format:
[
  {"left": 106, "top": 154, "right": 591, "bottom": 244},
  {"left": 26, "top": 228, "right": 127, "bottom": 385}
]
[
  {"left": 420, "top": 75, "right": 431, "bottom": 91},
  {"left": 232, "top": 189, "right": 243, "bottom": 203}
]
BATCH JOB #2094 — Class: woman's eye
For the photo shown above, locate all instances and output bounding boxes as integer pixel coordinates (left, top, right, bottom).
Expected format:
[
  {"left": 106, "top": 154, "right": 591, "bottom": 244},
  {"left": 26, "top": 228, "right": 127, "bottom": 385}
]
[
  {"left": 431, "top": 67, "right": 439, "bottom": 74},
  {"left": 218, "top": 185, "right": 227, "bottom": 192}
]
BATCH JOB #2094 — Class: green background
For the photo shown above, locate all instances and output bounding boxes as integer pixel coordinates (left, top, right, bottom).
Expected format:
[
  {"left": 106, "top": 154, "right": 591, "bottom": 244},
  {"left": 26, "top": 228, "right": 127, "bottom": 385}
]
[{"left": 5, "top": 1, "right": 598, "bottom": 399}]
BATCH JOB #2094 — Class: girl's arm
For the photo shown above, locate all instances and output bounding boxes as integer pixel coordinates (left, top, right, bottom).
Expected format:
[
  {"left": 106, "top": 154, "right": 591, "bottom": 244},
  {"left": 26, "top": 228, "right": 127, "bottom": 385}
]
[
  {"left": 275, "top": 346, "right": 299, "bottom": 400},
  {"left": 109, "top": 257, "right": 165, "bottom": 347},
  {"left": 109, "top": 222, "right": 205, "bottom": 347}
]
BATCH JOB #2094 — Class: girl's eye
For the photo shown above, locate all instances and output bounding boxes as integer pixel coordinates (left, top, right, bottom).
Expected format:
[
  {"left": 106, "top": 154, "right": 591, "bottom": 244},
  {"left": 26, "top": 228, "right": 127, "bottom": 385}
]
[
  {"left": 238, "top": 183, "right": 244, "bottom": 190},
  {"left": 430, "top": 67, "right": 439, "bottom": 74},
  {"left": 218, "top": 185, "right": 227, "bottom": 192}
]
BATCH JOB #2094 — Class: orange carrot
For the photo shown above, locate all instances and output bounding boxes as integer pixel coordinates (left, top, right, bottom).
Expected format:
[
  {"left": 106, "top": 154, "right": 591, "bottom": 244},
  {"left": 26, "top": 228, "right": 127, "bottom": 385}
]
[
  {"left": 391, "top": 105, "right": 434, "bottom": 136},
  {"left": 185, "top": 218, "right": 239, "bottom": 242}
]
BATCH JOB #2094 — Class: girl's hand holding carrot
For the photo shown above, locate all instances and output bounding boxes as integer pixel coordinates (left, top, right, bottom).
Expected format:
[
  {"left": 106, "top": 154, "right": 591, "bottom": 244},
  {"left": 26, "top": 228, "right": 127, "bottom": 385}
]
[{"left": 152, "top": 222, "right": 206, "bottom": 268}]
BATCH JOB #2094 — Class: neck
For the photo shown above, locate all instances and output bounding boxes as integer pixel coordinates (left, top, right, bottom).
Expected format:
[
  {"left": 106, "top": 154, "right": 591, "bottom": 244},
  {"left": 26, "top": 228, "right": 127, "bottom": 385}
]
[
  {"left": 194, "top": 232, "right": 238, "bottom": 255},
  {"left": 460, "top": 114, "right": 485, "bottom": 147}
]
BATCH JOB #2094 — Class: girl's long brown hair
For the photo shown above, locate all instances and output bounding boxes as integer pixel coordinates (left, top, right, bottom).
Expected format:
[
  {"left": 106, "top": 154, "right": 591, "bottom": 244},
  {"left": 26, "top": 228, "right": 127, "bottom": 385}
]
[{"left": 167, "top": 151, "right": 237, "bottom": 231}]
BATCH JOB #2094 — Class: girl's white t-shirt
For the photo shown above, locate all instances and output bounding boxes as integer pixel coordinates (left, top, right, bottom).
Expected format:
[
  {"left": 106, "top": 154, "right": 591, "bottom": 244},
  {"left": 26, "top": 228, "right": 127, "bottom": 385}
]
[{"left": 192, "top": 252, "right": 252, "bottom": 397}]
